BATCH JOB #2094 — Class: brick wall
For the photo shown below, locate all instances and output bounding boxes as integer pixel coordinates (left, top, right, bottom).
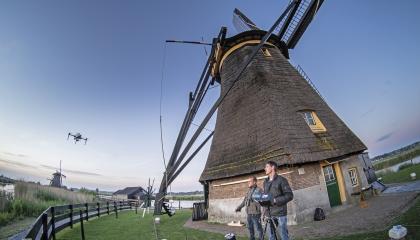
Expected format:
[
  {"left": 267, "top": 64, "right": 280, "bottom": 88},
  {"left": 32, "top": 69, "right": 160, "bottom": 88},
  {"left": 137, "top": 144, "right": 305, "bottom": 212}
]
[{"left": 209, "top": 162, "right": 322, "bottom": 200}]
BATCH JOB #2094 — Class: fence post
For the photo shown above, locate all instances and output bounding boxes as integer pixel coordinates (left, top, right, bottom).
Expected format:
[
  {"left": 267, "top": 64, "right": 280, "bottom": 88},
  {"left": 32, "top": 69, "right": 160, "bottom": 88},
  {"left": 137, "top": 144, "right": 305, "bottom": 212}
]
[
  {"left": 79, "top": 210, "right": 85, "bottom": 240},
  {"left": 97, "top": 202, "right": 100, "bottom": 218},
  {"left": 114, "top": 202, "right": 118, "bottom": 219},
  {"left": 107, "top": 202, "right": 110, "bottom": 215},
  {"left": 179, "top": 200, "right": 181, "bottom": 210},
  {"left": 41, "top": 213, "right": 48, "bottom": 240},
  {"left": 85, "top": 203, "right": 89, "bottom": 221},
  {"left": 51, "top": 207, "right": 56, "bottom": 240},
  {"left": 69, "top": 205, "right": 73, "bottom": 229}
]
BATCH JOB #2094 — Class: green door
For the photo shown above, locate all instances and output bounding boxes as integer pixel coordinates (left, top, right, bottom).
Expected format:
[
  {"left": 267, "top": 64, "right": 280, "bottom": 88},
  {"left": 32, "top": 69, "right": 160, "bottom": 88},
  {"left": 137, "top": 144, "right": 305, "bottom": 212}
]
[{"left": 323, "top": 165, "right": 341, "bottom": 207}]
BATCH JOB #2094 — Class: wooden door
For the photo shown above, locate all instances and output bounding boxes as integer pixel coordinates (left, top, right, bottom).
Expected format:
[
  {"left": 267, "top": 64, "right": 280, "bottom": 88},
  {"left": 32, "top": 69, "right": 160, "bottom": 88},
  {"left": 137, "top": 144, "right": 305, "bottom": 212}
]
[{"left": 323, "top": 165, "right": 342, "bottom": 207}]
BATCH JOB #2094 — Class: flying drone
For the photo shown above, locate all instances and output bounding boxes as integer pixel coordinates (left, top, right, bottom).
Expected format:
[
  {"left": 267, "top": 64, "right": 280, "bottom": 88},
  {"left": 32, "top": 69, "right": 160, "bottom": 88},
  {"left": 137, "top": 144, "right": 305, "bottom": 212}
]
[{"left": 67, "top": 132, "right": 88, "bottom": 144}]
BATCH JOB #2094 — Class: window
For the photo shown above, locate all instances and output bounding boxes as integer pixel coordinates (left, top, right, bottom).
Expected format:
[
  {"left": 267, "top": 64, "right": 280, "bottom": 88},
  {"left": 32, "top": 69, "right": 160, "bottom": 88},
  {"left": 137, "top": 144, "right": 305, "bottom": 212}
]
[
  {"left": 301, "top": 111, "right": 327, "bottom": 133},
  {"left": 323, "top": 165, "right": 335, "bottom": 182},
  {"left": 348, "top": 168, "right": 359, "bottom": 187},
  {"left": 303, "top": 112, "right": 316, "bottom": 125},
  {"left": 262, "top": 48, "right": 272, "bottom": 57}
]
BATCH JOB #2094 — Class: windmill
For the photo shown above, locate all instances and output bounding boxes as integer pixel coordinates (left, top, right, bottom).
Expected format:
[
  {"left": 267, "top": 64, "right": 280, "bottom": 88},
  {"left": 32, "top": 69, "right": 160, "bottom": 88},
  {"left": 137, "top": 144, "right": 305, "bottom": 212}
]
[
  {"left": 48, "top": 160, "right": 66, "bottom": 188},
  {"left": 154, "top": 0, "right": 327, "bottom": 216}
]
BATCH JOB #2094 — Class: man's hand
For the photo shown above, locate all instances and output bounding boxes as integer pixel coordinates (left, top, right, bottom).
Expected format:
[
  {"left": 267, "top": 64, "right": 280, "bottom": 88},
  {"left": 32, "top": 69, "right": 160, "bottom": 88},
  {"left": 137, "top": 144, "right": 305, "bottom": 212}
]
[{"left": 235, "top": 207, "right": 241, "bottom": 212}]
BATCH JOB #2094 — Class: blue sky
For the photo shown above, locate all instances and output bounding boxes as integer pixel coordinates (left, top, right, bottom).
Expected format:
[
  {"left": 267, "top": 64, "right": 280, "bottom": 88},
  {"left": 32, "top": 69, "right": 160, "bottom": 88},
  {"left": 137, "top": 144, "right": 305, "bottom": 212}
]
[{"left": 0, "top": 1, "right": 419, "bottom": 192}]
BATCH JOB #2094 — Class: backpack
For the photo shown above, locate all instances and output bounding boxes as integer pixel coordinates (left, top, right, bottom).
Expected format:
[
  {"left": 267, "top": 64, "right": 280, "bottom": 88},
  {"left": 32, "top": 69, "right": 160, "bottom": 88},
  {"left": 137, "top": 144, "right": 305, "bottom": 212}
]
[{"left": 314, "top": 208, "right": 325, "bottom": 221}]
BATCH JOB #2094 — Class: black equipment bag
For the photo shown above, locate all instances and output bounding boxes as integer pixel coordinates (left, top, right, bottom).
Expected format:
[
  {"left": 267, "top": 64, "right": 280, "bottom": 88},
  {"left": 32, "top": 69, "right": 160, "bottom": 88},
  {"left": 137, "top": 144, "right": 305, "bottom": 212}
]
[{"left": 314, "top": 208, "right": 325, "bottom": 221}]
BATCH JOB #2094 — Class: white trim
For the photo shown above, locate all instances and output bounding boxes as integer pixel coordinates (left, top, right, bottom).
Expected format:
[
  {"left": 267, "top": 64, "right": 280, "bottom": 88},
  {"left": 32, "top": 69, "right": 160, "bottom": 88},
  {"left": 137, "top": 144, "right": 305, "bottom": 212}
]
[{"left": 212, "top": 171, "right": 294, "bottom": 187}]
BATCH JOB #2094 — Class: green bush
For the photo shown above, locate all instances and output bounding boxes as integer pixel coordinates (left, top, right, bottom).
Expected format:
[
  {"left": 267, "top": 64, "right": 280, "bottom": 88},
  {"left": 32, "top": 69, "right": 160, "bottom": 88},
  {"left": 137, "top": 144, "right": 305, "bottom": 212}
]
[{"left": 0, "top": 212, "right": 14, "bottom": 226}]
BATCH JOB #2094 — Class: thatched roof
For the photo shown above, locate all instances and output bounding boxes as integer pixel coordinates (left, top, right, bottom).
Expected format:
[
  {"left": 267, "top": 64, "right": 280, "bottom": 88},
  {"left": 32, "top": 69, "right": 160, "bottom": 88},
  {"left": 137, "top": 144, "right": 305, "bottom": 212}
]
[
  {"left": 199, "top": 31, "right": 367, "bottom": 182},
  {"left": 113, "top": 187, "right": 145, "bottom": 196}
]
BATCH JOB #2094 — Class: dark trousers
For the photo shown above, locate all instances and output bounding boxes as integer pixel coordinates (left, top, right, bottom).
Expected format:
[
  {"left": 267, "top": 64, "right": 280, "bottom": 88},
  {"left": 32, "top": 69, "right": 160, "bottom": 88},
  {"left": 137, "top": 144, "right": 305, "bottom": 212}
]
[{"left": 247, "top": 214, "right": 263, "bottom": 240}]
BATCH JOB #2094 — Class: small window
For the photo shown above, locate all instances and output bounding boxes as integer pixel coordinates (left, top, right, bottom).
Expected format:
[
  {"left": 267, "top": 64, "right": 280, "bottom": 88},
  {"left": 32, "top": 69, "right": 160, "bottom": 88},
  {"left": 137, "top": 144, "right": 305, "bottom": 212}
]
[
  {"left": 301, "top": 111, "right": 327, "bottom": 133},
  {"left": 303, "top": 112, "right": 316, "bottom": 125},
  {"left": 262, "top": 48, "right": 272, "bottom": 57},
  {"left": 323, "top": 165, "right": 335, "bottom": 182},
  {"left": 348, "top": 168, "right": 359, "bottom": 187}
]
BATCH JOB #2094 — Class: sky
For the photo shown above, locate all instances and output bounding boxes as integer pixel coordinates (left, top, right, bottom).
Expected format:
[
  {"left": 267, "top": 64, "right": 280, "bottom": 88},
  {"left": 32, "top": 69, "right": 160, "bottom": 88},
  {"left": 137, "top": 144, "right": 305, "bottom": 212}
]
[{"left": 0, "top": 1, "right": 419, "bottom": 192}]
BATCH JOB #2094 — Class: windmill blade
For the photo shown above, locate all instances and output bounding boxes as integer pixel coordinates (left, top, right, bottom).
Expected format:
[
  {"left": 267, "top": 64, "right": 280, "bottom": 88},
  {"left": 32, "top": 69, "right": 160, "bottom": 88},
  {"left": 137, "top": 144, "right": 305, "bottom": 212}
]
[
  {"left": 276, "top": 0, "right": 324, "bottom": 49},
  {"left": 233, "top": 8, "right": 260, "bottom": 33}
]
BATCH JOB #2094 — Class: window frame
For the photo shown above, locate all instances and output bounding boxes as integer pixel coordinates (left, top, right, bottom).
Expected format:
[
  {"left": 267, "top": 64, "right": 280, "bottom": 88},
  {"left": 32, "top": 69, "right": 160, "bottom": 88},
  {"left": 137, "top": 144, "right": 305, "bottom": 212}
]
[
  {"left": 300, "top": 111, "right": 327, "bottom": 133},
  {"left": 348, "top": 167, "right": 359, "bottom": 187}
]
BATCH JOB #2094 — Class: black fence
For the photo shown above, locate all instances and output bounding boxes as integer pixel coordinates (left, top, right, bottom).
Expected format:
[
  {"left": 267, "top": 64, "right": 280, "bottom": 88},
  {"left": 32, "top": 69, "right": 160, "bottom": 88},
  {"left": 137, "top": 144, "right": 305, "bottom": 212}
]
[{"left": 25, "top": 200, "right": 134, "bottom": 240}]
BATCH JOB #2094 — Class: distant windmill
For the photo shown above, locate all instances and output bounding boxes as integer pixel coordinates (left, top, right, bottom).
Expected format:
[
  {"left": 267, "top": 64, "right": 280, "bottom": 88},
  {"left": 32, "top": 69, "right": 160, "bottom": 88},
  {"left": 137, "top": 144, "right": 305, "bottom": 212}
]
[{"left": 48, "top": 160, "right": 66, "bottom": 188}]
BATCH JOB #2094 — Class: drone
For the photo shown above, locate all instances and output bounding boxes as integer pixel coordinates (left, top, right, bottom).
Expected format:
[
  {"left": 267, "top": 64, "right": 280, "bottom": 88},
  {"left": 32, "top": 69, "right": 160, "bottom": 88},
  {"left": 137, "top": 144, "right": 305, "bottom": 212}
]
[{"left": 67, "top": 132, "right": 88, "bottom": 144}]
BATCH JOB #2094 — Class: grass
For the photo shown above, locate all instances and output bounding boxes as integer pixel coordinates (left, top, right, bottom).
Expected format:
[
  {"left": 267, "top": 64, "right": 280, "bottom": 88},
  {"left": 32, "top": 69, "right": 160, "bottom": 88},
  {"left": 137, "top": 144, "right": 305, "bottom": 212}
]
[
  {"left": 0, "top": 217, "right": 35, "bottom": 239},
  {"left": 0, "top": 182, "right": 95, "bottom": 226},
  {"left": 312, "top": 197, "right": 420, "bottom": 240},
  {"left": 373, "top": 147, "right": 420, "bottom": 171},
  {"left": 378, "top": 164, "right": 420, "bottom": 184},
  {"left": 57, "top": 210, "right": 248, "bottom": 240},
  {"left": 56, "top": 198, "right": 420, "bottom": 240},
  {"left": 169, "top": 195, "right": 205, "bottom": 201}
]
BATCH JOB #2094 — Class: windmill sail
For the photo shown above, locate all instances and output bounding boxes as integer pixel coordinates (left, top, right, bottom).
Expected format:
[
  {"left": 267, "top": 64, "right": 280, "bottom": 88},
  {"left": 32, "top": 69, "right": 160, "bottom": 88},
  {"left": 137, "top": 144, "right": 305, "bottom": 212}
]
[
  {"left": 233, "top": 8, "right": 260, "bottom": 33},
  {"left": 275, "top": 0, "right": 324, "bottom": 49}
]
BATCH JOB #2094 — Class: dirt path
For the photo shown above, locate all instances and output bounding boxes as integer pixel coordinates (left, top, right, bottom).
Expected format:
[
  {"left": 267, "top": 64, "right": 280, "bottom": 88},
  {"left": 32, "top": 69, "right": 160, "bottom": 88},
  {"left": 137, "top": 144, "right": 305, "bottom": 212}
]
[
  {"left": 0, "top": 217, "right": 35, "bottom": 240},
  {"left": 184, "top": 191, "right": 419, "bottom": 239}
]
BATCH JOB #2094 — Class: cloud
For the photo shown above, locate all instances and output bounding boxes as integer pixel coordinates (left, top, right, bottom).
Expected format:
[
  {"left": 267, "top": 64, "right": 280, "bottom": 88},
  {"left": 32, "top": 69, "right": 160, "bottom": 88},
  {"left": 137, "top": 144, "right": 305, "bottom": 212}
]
[
  {"left": 376, "top": 132, "right": 394, "bottom": 143},
  {"left": 1, "top": 151, "right": 27, "bottom": 158},
  {"left": 361, "top": 106, "right": 376, "bottom": 118},
  {"left": 0, "top": 158, "right": 37, "bottom": 168},
  {"left": 40, "top": 164, "right": 102, "bottom": 176}
]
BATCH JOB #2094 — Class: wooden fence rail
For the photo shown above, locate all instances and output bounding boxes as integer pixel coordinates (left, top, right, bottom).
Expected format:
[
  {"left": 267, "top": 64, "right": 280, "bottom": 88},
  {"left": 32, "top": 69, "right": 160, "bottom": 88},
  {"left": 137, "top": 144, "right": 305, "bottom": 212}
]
[{"left": 24, "top": 200, "right": 134, "bottom": 240}]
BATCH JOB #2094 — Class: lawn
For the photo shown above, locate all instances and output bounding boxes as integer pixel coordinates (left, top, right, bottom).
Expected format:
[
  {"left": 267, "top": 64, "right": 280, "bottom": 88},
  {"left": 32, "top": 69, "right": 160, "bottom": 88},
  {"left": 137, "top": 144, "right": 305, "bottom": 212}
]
[
  {"left": 312, "top": 197, "right": 420, "bottom": 240},
  {"left": 56, "top": 197, "right": 420, "bottom": 240},
  {"left": 57, "top": 210, "right": 248, "bottom": 240},
  {"left": 380, "top": 164, "right": 420, "bottom": 184}
]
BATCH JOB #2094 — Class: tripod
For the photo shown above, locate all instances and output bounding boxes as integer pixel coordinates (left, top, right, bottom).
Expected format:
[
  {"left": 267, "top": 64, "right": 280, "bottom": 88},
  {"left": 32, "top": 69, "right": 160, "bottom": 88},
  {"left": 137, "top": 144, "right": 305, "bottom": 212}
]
[{"left": 262, "top": 207, "right": 279, "bottom": 240}]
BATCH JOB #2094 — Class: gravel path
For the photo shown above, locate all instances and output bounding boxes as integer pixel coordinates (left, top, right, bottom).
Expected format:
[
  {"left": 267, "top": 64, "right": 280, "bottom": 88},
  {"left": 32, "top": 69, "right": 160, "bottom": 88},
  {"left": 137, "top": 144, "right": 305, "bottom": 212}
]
[
  {"left": 383, "top": 180, "right": 420, "bottom": 194},
  {"left": 184, "top": 189, "right": 419, "bottom": 239}
]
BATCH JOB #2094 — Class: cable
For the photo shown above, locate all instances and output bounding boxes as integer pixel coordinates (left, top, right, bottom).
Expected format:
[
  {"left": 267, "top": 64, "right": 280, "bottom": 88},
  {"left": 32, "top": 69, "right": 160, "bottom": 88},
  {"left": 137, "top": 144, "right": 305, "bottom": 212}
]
[{"left": 159, "top": 42, "right": 170, "bottom": 196}]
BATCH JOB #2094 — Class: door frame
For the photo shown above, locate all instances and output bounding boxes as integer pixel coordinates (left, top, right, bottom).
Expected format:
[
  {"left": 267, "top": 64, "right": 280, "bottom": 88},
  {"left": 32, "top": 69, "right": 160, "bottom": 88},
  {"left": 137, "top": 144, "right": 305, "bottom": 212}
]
[{"left": 320, "top": 161, "right": 347, "bottom": 205}]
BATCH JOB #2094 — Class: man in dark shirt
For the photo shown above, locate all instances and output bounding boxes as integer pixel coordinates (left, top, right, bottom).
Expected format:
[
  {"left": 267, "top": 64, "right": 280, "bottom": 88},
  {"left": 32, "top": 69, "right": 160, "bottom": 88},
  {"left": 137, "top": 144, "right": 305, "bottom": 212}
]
[
  {"left": 235, "top": 176, "right": 263, "bottom": 240},
  {"left": 263, "top": 161, "right": 294, "bottom": 240}
]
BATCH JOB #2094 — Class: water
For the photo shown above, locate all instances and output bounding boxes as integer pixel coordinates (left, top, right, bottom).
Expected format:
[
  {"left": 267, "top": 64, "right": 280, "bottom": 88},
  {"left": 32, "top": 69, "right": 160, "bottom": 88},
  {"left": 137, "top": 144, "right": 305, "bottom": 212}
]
[{"left": 375, "top": 156, "right": 420, "bottom": 175}]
